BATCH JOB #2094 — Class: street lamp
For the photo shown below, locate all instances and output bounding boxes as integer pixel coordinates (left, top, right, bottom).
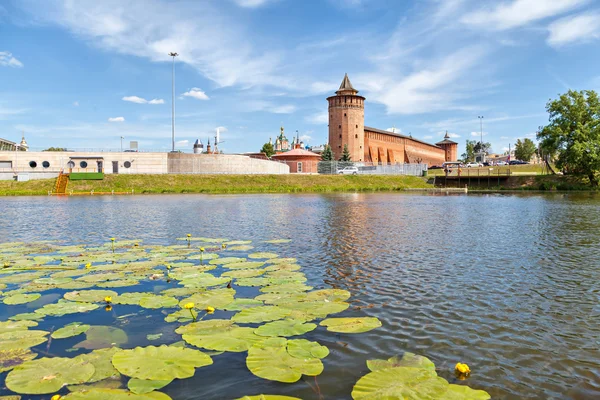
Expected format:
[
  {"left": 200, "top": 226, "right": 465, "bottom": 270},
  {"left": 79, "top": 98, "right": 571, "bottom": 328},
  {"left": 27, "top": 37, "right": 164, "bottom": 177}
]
[
  {"left": 120, "top": 136, "right": 124, "bottom": 152},
  {"left": 169, "top": 52, "right": 179, "bottom": 152},
  {"left": 477, "top": 116, "right": 484, "bottom": 162}
]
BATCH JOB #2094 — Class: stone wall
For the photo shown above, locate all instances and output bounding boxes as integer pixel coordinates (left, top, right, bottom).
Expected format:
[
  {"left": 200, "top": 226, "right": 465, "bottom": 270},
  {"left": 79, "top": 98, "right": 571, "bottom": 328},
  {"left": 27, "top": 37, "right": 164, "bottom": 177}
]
[
  {"left": 167, "top": 154, "right": 289, "bottom": 174},
  {"left": 364, "top": 130, "right": 446, "bottom": 167}
]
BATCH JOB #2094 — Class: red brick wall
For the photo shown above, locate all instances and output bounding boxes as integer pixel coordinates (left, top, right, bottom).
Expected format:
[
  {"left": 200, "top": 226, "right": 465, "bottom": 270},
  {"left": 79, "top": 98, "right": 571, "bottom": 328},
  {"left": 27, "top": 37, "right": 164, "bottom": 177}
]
[
  {"left": 364, "top": 130, "right": 446, "bottom": 166},
  {"left": 328, "top": 95, "right": 365, "bottom": 162}
]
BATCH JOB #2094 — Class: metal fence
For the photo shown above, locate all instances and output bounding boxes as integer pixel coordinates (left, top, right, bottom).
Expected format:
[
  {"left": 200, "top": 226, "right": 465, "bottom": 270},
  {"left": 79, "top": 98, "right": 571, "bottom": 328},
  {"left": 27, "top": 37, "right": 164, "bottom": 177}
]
[{"left": 315, "top": 161, "right": 428, "bottom": 176}]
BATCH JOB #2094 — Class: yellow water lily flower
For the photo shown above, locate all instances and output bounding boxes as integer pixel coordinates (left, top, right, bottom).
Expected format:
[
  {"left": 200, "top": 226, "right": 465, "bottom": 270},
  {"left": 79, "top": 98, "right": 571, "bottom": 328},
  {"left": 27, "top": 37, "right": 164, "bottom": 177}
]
[
  {"left": 166, "top": 264, "right": 172, "bottom": 270},
  {"left": 184, "top": 302, "right": 195, "bottom": 309},
  {"left": 51, "top": 395, "right": 62, "bottom": 400},
  {"left": 455, "top": 363, "right": 471, "bottom": 375},
  {"left": 85, "top": 263, "right": 91, "bottom": 269},
  {"left": 200, "top": 247, "right": 205, "bottom": 252},
  {"left": 110, "top": 237, "right": 115, "bottom": 242},
  {"left": 187, "top": 234, "right": 192, "bottom": 237},
  {"left": 104, "top": 296, "right": 112, "bottom": 303},
  {"left": 222, "top": 244, "right": 227, "bottom": 249},
  {"left": 134, "top": 243, "right": 139, "bottom": 247},
  {"left": 206, "top": 306, "right": 215, "bottom": 314}
]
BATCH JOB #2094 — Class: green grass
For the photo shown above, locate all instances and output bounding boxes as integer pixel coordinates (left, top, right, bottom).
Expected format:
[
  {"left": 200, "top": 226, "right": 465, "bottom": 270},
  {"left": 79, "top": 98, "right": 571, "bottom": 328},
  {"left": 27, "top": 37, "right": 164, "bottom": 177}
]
[{"left": 0, "top": 174, "right": 435, "bottom": 196}]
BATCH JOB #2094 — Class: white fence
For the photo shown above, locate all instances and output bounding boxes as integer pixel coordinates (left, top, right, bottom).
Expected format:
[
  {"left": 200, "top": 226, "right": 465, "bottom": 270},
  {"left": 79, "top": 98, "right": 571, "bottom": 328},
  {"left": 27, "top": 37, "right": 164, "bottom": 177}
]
[{"left": 317, "top": 161, "right": 428, "bottom": 176}]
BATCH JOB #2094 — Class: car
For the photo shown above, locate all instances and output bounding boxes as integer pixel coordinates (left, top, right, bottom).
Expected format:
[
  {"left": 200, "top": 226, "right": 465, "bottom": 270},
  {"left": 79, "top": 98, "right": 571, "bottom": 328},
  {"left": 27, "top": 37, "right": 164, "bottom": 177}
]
[
  {"left": 429, "top": 165, "right": 443, "bottom": 169},
  {"left": 496, "top": 161, "right": 508, "bottom": 166},
  {"left": 337, "top": 166, "right": 358, "bottom": 175},
  {"left": 465, "top": 162, "right": 481, "bottom": 168},
  {"left": 509, "top": 160, "right": 528, "bottom": 165}
]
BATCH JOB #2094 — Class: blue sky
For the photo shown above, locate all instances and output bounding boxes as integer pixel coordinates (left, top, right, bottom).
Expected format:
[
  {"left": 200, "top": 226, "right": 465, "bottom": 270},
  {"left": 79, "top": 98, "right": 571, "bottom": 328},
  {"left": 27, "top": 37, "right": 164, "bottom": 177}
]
[{"left": 1, "top": 0, "right": 600, "bottom": 155}]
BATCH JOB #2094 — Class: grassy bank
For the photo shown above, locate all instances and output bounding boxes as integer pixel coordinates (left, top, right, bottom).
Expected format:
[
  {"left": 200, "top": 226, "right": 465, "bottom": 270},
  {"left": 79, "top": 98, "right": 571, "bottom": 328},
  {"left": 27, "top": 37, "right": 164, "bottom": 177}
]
[
  {"left": 0, "top": 174, "right": 435, "bottom": 196},
  {"left": 426, "top": 163, "right": 552, "bottom": 176},
  {"left": 439, "top": 174, "right": 597, "bottom": 191}
]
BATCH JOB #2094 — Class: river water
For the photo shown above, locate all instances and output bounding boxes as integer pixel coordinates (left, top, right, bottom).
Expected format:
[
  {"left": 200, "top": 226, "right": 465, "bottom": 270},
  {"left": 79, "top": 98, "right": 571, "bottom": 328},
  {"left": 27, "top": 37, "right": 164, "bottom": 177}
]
[{"left": 0, "top": 193, "right": 599, "bottom": 399}]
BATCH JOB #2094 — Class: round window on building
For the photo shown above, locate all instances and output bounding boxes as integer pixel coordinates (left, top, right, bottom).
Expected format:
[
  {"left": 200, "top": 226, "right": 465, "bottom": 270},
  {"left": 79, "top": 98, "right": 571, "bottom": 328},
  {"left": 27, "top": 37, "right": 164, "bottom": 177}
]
[
  {"left": 42, "top": 161, "right": 50, "bottom": 168},
  {"left": 29, "top": 161, "right": 37, "bottom": 168},
  {"left": 80, "top": 161, "right": 88, "bottom": 168},
  {"left": 124, "top": 161, "right": 131, "bottom": 168},
  {"left": 67, "top": 161, "right": 75, "bottom": 168}
]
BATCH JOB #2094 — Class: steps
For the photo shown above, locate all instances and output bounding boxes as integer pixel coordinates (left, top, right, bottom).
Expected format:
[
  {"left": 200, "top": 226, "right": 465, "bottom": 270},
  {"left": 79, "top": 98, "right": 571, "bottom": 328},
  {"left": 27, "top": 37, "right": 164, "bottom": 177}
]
[{"left": 55, "top": 171, "right": 70, "bottom": 194}]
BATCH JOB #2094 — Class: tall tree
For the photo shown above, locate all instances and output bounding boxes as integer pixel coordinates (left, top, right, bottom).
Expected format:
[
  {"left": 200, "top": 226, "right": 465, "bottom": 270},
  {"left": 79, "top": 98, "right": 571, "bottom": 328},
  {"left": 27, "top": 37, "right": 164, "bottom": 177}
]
[
  {"left": 321, "top": 144, "right": 333, "bottom": 161},
  {"left": 537, "top": 89, "right": 600, "bottom": 186},
  {"left": 461, "top": 139, "right": 476, "bottom": 162},
  {"left": 473, "top": 141, "right": 492, "bottom": 155},
  {"left": 260, "top": 142, "right": 274, "bottom": 158},
  {"left": 514, "top": 138, "right": 537, "bottom": 161},
  {"left": 340, "top": 144, "right": 352, "bottom": 162}
]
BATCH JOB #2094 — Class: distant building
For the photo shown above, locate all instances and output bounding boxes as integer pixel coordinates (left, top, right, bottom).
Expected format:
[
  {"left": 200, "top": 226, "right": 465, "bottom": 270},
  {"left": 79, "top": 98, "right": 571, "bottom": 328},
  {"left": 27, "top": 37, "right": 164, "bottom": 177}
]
[
  {"left": 274, "top": 126, "right": 291, "bottom": 152},
  {"left": 0, "top": 134, "right": 28, "bottom": 152},
  {"left": 272, "top": 143, "right": 321, "bottom": 173},
  {"left": 193, "top": 139, "right": 203, "bottom": 154},
  {"left": 327, "top": 74, "right": 457, "bottom": 166}
]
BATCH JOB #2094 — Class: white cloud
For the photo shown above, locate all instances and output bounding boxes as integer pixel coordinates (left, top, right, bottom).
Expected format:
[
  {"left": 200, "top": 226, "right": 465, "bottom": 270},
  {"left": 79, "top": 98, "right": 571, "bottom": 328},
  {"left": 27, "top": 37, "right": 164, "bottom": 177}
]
[
  {"left": 423, "top": 135, "right": 433, "bottom": 139},
  {"left": 270, "top": 105, "right": 296, "bottom": 114},
  {"left": 305, "top": 111, "right": 328, "bottom": 124},
  {"left": 0, "top": 51, "right": 23, "bottom": 67},
  {"left": 242, "top": 100, "right": 295, "bottom": 114},
  {"left": 175, "top": 139, "right": 189, "bottom": 147},
  {"left": 182, "top": 88, "right": 210, "bottom": 100},
  {"left": 123, "top": 95, "right": 165, "bottom": 104},
  {"left": 0, "top": 107, "right": 27, "bottom": 120},
  {"left": 231, "top": 0, "right": 275, "bottom": 7},
  {"left": 547, "top": 12, "right": 600, "bottom": 47},
  {"left": 299, "top": 134, "right": 312, "bottom": 142},
  {"left": 448, "top": 133, "right": 461, "bottom": 138},
  {"left": 461, "top": 0, "right": 588, "bottom": 31},
  {"left": 216, "top": 126, "right": 228, "bottom": 133},
  {"left": 73, "top": 101, "right": 79, "bottom": 107},
  {"left": 471, "top": 131, "right": 488, "bottom": 136},
  {"left": 108, "top": 117, "right": 125, "bottom": 122},
  {"left": 386, "top": 127, "right": 401, "bottom": 133}
]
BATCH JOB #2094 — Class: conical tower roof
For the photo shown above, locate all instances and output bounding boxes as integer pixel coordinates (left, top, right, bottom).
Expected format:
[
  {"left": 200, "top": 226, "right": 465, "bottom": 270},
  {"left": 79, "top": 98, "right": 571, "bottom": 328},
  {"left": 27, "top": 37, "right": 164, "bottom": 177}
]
[{"left": 336, "top": 73, "right": 358, "bottom": 95}]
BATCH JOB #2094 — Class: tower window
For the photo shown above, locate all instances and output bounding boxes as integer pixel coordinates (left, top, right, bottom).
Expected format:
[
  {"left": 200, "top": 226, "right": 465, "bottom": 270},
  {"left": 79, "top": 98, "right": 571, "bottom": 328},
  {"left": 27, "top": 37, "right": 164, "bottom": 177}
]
[
  {"left": 344, "top": 113, "right": 346, "bottom": 116},
  {"left": 339, "top": 145, "right": 342, "bottom": 148},
  {"left": 355, "top": 134, "right": 358, "bottom": 138},
  {"left": 338, "top": 125, "right": 341, "bottom": 129},
  {"left": 339, "top": 134, "right": 342, "bottom": 139},
  {"left": 356, "top": 125, "right": 358, "bottom": 128}
]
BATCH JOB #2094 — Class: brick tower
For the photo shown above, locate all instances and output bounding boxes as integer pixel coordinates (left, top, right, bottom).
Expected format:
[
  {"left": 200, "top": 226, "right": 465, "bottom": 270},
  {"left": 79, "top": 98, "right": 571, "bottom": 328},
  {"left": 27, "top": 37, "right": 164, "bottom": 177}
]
[
  {"left": 435, "top": 131, "right": 458, "bottom": 162},
  {"left": 327, "top": 74, "right": 365, "bottom": 161}
]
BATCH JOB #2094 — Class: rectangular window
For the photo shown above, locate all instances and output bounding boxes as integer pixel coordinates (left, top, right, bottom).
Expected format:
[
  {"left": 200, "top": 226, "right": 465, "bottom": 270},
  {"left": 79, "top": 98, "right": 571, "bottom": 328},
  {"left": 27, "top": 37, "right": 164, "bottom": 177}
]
[
  {"left": 297, "top": 162, "right": 302, "bottom": 173},
  {"left": 0, "top": 161, "right": 12, "bottom": 169}
]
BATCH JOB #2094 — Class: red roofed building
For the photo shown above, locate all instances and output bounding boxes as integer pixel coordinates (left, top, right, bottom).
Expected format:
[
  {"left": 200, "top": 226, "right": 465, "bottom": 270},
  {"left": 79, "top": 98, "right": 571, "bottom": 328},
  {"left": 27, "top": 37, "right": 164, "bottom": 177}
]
[{"left": 271, "top": 145, "right": 321, "bottom": 173}]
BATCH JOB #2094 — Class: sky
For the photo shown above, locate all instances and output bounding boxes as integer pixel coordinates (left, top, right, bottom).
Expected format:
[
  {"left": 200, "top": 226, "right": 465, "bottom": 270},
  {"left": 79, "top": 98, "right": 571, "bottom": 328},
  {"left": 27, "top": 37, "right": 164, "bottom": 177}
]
[{"left": 1, "top": 0, "right": 600, "bottom": 155}]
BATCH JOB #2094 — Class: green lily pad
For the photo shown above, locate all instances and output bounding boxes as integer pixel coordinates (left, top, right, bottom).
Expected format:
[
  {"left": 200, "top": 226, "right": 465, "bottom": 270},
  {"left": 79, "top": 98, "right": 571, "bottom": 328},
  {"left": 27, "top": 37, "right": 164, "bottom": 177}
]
[
  {"left": 263, "top": 239, "right": 292, "bottom": 244},
  {"left": 224, "top": 240, "right": 252, "bottom": 245},
  {"left": 263, "top": 264, "right": 301, "bottom": 272},
  {"left": 74, "top": 326, "right": 128, "bottom": 350},
  {"left": 223, "top": 298, "right": 264, "bottom": 311},
  {"left": 35, "top": 300, "right": 100, "bottom": 317},
  {"left": 227, "top": 245, "right": 254, "bottom": 251},
  {"left": 98, "top": 279, "right": 139, "bottom": 288},
  {"left": 367, "top": 353, "right": 435, "bottom": 372},
  {"left": 259, "top": 283, "right": 313, "bottom": 293},
  {"left": 237, "top": 396, "right": 301, "bottom": 400},
  {"left": 62, "top": 388, "right": 172, "bottom": 399},
  {"left": 351, "top": 366, "right": 491, "bottom": 400},
  {"left": 320, "top": 317, "right": 382, "bottom": 333},
  {"left": 232, "top": 306, "right": 291, "bottom": 323},
  {"left": 224, "top": 261, "right": 266, "bottom": 270},
  {"left": 160, "top": 287, "right": 197, "bottom": 297},
  {"left": 286, "top": 339, "right": 329, "bottom": 360},
  {"left": 64, "top": 290, "right": 118, "bottom": 303},
  {"left": 147, "top": 333, "right": 163, "bottom": 341},
  {"left": 209, "top": 257, "right": 246, "bottom": 265},
  {"left": 254, "top": 319, "right": 317, "bottom": 337},
  {"left": 0, "top": 330, "right": 49, "bottom": 350},
  {"left": 9, "top": 312, "right": 44, "bottom": 321},
  {"left": 5, "top": 356, "right": 95, "bottom": 394},
  {"left": 128, "top": 378, "right": 172, "bottom": 395},
  {"left": 267, "top": 258, "right": 297, "bottom": 265},
  {"left": 223, "top": 269, "right": 266, "bottom": 279},
  {"left": 175, "top": 319, "right": 235, "bottom": 335},
  {"left": 248, "top": 252, "right": 279, "bottom": 259},
  {"left": 113, "top": 292, "right": 148, "bottom": 305},
  {"left": 235, "top": 277, "right": 271, "bottom": 287},
  {"left": 163, "top": 309, "right": 196, "bottom": 323},
  {"left": 51, "top": 323, "right": 91, "bottom": 339},
  {"left": 0, "top": 320, "right": 38, "bottom": 333},
  {"left": 3, "top": 293, "right": 42, "bottom": 305},
  {"left": 183, "top": 327, "right": 264, "bottom": 352},
  {"left": 67, "top": 377, "right": 123, "bottom": 392},
  {"left": 304, "top": 289, "right": 351, "bottom": 302},
  {"left": 246, "top": 338, "right": 323, "bottom": 383},
  {"left": 75, "top": 347, "right": 121, "bottom": 382},
  {"left": 139, "top": 295, "right": 178, "bottom": 309},
  {"left": 179, "top": 288, "right": 235, "bottom": 309},
  {"left": 0, "top": 348, "right": 37, "bottom": 373},
  {"left": 112, "top": 345, "right": 213, "bottom": 380}
]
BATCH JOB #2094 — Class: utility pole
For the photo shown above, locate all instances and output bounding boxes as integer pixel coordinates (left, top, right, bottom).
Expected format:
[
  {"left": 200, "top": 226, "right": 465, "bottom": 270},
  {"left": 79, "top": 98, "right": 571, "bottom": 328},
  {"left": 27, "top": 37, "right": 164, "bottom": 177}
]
[
  {"left": 169, "top": 52, "right": 179, "bottom": 152},
  {"left": 120, "top": 136, "right": 124, "bottom": 152}
]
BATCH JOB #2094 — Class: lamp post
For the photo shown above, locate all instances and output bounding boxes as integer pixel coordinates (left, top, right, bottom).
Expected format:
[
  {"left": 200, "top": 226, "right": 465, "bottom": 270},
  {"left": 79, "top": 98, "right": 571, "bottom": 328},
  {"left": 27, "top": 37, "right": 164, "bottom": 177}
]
[
  {"left": 169, "top": 52, "right": 179, "bottom": 152},
  {"left": 120, "top": 136, "right": 124, "bottom": 152},
  {"left": 477, "top": 116, "right": 484, "bottom": 162}
]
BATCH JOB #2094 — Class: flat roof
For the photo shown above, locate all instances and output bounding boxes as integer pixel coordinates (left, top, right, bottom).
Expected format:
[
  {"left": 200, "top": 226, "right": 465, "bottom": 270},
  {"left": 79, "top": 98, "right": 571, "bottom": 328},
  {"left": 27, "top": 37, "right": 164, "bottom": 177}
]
[{"left": 69, "top": 156, "right": 104, "bottom": 159}]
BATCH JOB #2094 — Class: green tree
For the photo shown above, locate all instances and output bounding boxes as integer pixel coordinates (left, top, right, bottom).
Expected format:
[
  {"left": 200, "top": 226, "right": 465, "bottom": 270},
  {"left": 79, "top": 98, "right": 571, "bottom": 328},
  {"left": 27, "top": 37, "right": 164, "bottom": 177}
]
[
  {"left": 321, "top": 144, "right": 333, "bottom": 161},
  {"left": 537, "top": 89, "right": 600, "bottom": 186},
  {"left": 340, "top": 144, "right": 352, "bottom": 162},
  {"left": 461, "top": 140, "right": 476, "bottom": 162},
  {"left": 473, "top": 141, "right": 491, "bottom": 155},
  {"left": 43, "top": 147, "right": 67, "bottom": 151},
  {"left": 260, "top": 142, "right": 274, "bottom": 158},
  {"left": 514, "top": 138, "right": 537, "bottom": 162}
]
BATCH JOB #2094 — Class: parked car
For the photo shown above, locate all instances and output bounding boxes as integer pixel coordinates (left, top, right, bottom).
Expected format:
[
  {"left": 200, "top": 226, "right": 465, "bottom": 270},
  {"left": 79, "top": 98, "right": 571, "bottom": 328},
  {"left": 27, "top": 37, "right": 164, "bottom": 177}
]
[
  {"left": 496, "top": 161, "right": 508, "bottom": 166},
  {"left": 465, "top": 162, "right": 481, "bottom": 168},
  {"left": 337, "top": 166, "right": 359, "bottom": 175},
  {"left": 509, "top": 160, "right": 528, "bottom": 165},
  {"left": 429, "top": 165, "right": 443, "bottom": 169}
]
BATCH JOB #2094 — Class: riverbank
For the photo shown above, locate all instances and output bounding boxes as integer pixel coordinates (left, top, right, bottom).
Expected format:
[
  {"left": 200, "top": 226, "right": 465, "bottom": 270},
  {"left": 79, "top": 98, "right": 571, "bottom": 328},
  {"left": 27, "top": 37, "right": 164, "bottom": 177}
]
[
  {"left": 0, "top": 174, "right": 435, "bottom": 195},
  {"left": 436, "top": 174, "right": 596, "bottom": 191}
]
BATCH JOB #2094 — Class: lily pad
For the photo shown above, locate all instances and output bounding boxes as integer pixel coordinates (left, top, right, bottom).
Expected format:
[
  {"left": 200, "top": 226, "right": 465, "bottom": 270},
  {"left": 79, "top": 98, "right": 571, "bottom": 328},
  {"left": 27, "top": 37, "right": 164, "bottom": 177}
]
[
  {"left": 74, "top": 326, "right": 128, "bottom": 350},
  {"left": 112, "top": 345, "right": 213, "bottom": 380},
  {"left": 223, "top": 298, "right": 264, "bottom": 311},
  {"left": 3, "top": 293, "right": 42, "bottom": 305},
  {"left": 128, "top": 378, "right": 172, "bottom": 395},
  {"left": 259, "top": 283, "right": 313, "bottom": 293},
  {"left": 287, "top": 339, "right": 329, "bottom": 360},
  {"left": 139, "top": 295, "right": 178, "bottom": 309},
  {"left": 237, "top": 396, "right": 300, "bottom": 400},
  {"left": 304, "top": 289, "right": 351, "bottom": 302},
  {"left": 263, "top": 239, "right": 292, "bottom": 244},
  {"left": 35, "top": 300, "right": 100, "bottom": 317},
  {"left": 0, "top": 330, "right": 49, "bottom": 350},
  {"left": 147, "top": 333, "right": 163, "bottom": 341},
  {"left": 5, "top": 356, "right": 95, "bottom": 394},
  {"left": 0, "top": 320, "right": 38, "bottom": 333},
  {"left": 64, "top": 290, "right": 118, "bottom": 303},
  {"left": 183, "top": 327, "right": 264, "bottom": 353},
  {"left": 246, "top": 338, "right": 323, "bottom": 383},
  {"left": 232, "top": 306, "right": 291, "bottom": 324},
  {"left": 179, "top": 288, "right": 235, "bottom": 309},
  {"left": 223, "top": 269, "right": 266, "bottom": 279},
  {"left": 113, "top": 292, "right": 148, "bottom": 305},
  {"left": 320, "top": 317, "right": 382, "bottom": 333},
  {"left": 267, "top": 258, "right": 297, "bottom": 265},
  {"left": 62, "top": 388, "right": 172, "bottom": 399},
  {"left": 254, "top": 319, "right": 317, "bottom": 337},
  {"left": 367, "top": 353, "right": 436, "bottom": 372},
  {"left": 248, "top": 252, "right": 279, "bottom": 259},
  {"left": 209, "top": 257, "right": 246, "bottom": 265},
  {"left": 227, "top": 245, "right": 254, "bottom": 251},
  {"left": 75, "top": 347, "right": 121, "bottom": 382},
  {"left": 0, "top": 348, "right": 38, "bottom": 373},
  {"left": 224, "top": 261, "right": 266, "bottom": 270},
  {"left": 51, "top": 323, "right": 91, "bottom": 339}
]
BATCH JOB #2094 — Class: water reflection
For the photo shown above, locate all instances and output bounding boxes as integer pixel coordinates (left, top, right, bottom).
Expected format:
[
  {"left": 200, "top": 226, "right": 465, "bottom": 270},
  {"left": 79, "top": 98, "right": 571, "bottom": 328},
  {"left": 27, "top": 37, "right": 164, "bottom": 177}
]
[{"left": 1, "top": 193, "right": 599, "bottom": 399}]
